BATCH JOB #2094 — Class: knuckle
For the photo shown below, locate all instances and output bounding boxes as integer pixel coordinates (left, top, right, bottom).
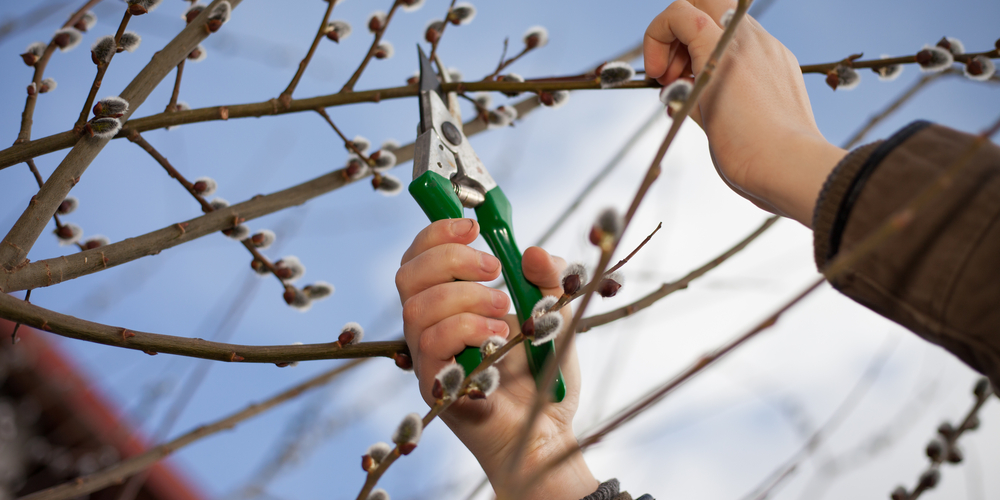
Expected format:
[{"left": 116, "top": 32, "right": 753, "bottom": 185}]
[
  {"left": 418, "top": 328, "right": 436, "bottom": 354},
  {"left": 401, "top": 297, "right": 421, "bottom": 326}
]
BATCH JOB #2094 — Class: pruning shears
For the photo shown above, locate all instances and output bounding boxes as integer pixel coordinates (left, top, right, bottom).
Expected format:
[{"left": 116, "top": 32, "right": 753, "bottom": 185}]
[{"left": 410, "top": 46, "right": 566, "bottom": 402}]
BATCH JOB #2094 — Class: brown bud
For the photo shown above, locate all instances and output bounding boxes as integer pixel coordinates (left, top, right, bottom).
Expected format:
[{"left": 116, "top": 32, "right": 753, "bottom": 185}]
[
  {"left": 250, "top": 233, "right": 266, "bottom": 246},
  {"left": 73, "top": 19, "right": 88, "bottom": 32},
  {"left": 394, "top": 351, "right": 413, "bottom": 370},
  {"left": 825, "top": 70, "right": 839, "bottom": 90},
  {"left": 283, "top": 287, "right": 297, "bottom": 305},
  {"left": 338, "top": 330, "right": 355, "bottom": 345},
  {"left": 966, "top": 58, "right": 984, "bottom": 76},
  {"left": 916, "top": 49, "right": 933, "bottom": 66},
  {"left": 588, "top": 225, "right": 603, "bottom": 245},
  {"left": 128, "top": 4, "right": 148, "bottom": 16},
  {"left": 21, "top": 53, "right": 39, "bottom": 66},
  {"left": 946, "top": 445, "right": 963, "bottom": 464},
  {"left": 925, "top": 440, "right": 943, "bottom": 461},
  {"left": 185, "top": 7, "right": 204, "bottom": 24},
  {"left": 207, "top": 19, "right": 223, "bottom": 33},
  {"left": 918, "top": 469, "right": 940, "bottom": 490},
  {"left": 371, "top": 174, "right": 383, "bottom": 190},
  {"left": 53, "top": 31, "right": 73, "bottom": 48},
  {"left": 374, "top": 47, "right": 389, "bottom": 59},
  {"left": 398, "top": 442, "right": 417, "bottom": 455},
  {"left": 521, "top": 317, "right": 535, "bottom": 338},
  {"left": 432, "top": 379, "right": 444, "bottom": 400},
  {"left": 598, "top": 278, "right": 621, "bottom": 298},
  {"left": 274, "top": 267, "right": 294, "bottom": 280},
  {"left": 83, "top": 239, "right": 104, "bottom": 250},
  {"left": 361, "top": 454, "right": 374, "bottom": 472},
  {"left": 326, "top": 31, "right": 341, "bottom": 42},
  {"left": 275, "top": 362, "right": 291, "bottom": 368},
  {"left": 467, "top": 388, "right": 487, "bottom": 400},
  {"left": 192, "top": 180, "right": 208, "bottom": 193},
  {"left": 188, "top": 47, "right": 203, "bottom": 60},
  {"left": 26, "top": 83, "right": 36, "bottom": 96},
  {"left": 936, "top": 37, "right": 952, "bottom": 52},
  {"left": 890, "top": 487, "right": 908, "bottom": 500},
  {"left": 368, "top": 17, "right": 383, "bottom": 32},
  {"left": 250, "top": 259, "right": 266, "bottom": 273},
  {"left": 56, "top": 225, "right": 75, "bottom": 240},
  {"left": 406, "top": 75, "right": 419, "bottom": 86},
  {"left": 525, "top": 33, "right": 543, "bottom": 49},
  {"left": 537, "top": 91, "right": 555, "bottom": 106},
  {"left": 562, "top": 274, "right": 582, "bottom": 295}
]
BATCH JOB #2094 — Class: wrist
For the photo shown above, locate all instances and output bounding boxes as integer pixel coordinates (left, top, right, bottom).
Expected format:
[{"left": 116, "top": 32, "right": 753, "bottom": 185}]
[
  {"left": 751, "top": 131, "right": 847, "bottom": 228},
  {"left": 487, "top": 434, "right": 598, "bottom": 500}
]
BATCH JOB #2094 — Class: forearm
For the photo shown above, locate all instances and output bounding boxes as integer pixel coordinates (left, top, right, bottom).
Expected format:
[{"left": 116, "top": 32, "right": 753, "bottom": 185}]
[{"left": 482, "top": 434, "right": 599, "bottom": 500}]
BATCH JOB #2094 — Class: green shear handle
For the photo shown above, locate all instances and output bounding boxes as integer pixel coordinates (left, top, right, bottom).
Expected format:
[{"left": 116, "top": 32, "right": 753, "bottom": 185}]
[{"left": 409, "top": 170, "right": 567, "bottom": 402}]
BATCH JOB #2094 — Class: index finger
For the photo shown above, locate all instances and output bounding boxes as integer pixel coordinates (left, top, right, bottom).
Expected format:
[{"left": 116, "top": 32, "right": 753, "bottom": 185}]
[
  {"left": 401, "top": 218, "right": 479, "bottom": 265},
  {"left": 643, "top": 0, "right": 725, "bottom": 80}
]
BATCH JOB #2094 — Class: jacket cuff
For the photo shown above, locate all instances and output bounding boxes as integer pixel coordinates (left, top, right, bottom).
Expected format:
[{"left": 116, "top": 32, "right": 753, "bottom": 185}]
[{"left": 813, "top": 120, "right": 932, "bottom": 270}]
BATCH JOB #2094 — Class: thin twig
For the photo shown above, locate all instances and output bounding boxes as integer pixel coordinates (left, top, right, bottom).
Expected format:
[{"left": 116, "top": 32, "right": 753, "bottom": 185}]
[
  {"left": 427, "top": 0, "right": 458, "bottom": 62},
  {"left": 73, "top": 9, "right": 134, "bottom": 133},
  {"left": 485, "top": 45, "right": 532, "bottom": 80},
  {"left": 18, "top": 358, "right": 369, "bottom": 500},
  {"left": 166, "top": 60, "right": 185, "bottom": 112},
  {"left": 127, "top": 130, "right": 289, "bottom": 287},
  {"left": 534, "top": 107, "right": 662, "bottom": 247},
  {"left": 738, "top": 336, "right": 900, "bottom": 500},
  {"left": 10, "top": 290, "right": 30, "bottom": 344},
  {"left": 279, "top": 0, "right": 338, "bottom": 107},
  {"left": 341, "top": 0, "right": 401, "bottom": 92},
  {"left": 314, "top": 108, "right": 371, "bottom": 161},
  {"left": 25, "top": 158, "right": 86, "bottom": 251},
  {"left": 892, "top": 379, "right": 994, "bottom": 500},
  {"left": 14, "top": 0, "right": 104, "bottom": 144},
  {"left": 577, "top": 215, "right": 779, "bottom": 332},
  {"left": 0, "top": 289, "right": 407, "bottom": 363},
  {"left": 354, "top": 334, "right": 526, "bottom": 499},
  {"left": 799, "top": 48, "right": 999, "bottom": 75}
]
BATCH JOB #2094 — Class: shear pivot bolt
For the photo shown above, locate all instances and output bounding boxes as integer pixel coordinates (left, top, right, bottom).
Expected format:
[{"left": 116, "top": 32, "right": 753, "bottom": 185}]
[{"left": 441, "top": 121, "right": 463, "bottom": 146}]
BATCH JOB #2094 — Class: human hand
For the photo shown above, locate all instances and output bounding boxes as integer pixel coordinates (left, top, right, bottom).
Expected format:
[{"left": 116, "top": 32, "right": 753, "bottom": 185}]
[
  {"left": 644, "top": 0, "right": 847, "bottom": 227},
  {"left": 395, "top": 219, "right": 598, "bottom": 499}
]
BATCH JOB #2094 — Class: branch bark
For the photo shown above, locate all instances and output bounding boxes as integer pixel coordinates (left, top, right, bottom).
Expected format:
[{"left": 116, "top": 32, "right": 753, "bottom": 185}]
[{"left": 0, "top": 290, "right": 407, "bottom": 363}]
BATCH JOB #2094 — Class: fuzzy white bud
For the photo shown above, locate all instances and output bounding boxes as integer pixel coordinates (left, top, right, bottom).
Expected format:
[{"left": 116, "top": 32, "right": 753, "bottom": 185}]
[
  {"left": 250, "top": 229, "right": 275, "bottom": 249},
  {"left": 480, "top": 335, "right": 508, "bottom": 360},
  {"left": 472, "top": 92, "right": 492, "bottom": 110},
  {"left": 374, "top": 41, "right": 394, "bottom": 60},
  {"left": 539, "top": 90, "right": 569, "bottom": 108},
  {"left": 55, "top": 223, "right": 83, "bottom": 246},
  {"left": 349, "top": 135, "right": 371, "bottom": 155},
  {"left": 874, "top": 55, "right": 903, "bottom": 81},
  {"left": 367, "top": 11, "right": 387, "bottom": 33},
  {"left": 367, "top": 442, "right": 392, "bottom": 465},
  {"left": 90, "top": 36, "right": 116, "bottom": 65},
  {"left": 78, "top": 11, "right": 98, "bottom": 31},
  {"left": 285, "top": 287, "right": 312, "bottom": 312},
  {"left": 374, "top": 174, "right": 403, "bottom": 196},
  {"left": 39, "top": 78, "right": 57, "bottom": 93},
  {"left": 274, "top": 256, "right": 305, "bottom": 283},
  {"left": 917, "top": 45, "right": 954, "bottom": 73},
  {"left": 339, "top": 322, "right": 364, "bottom": 345},
  {"left": 523, "top": 25, "right": 548, "bottom": 49},
  {"left": 93, "top": 96, "right": 129, "bottom": 118},
  {"left": 660, "top": 79, "right": 693, "bottom": 116},
  {"left": 188, "top": 44, "right": 208, "bottom": 62},
  {"left": 303, "top": 281, "right": 334, "bottom": 300},
  {"left": 938, "top": 36, "right": 965, "bottom": 56},
  {"left": 53, "top": 28, "right": 83, "bottom": 51},
  {"left": 225, "top": 225, "right": 251, "bottom": 240},
  {"left": 448, "top": 2, "right": 476, "bottom": 25},
  {"left": 367, "top": 489, "right": 390, "bottom": 500},
  {"left": 58, "top": 196, "right": 79, "bottom": 215},
  {"left": 87, "top": 117, "right": 121, "bottom": 139},
  {"left": 964, "top": 55, "right": 996, "bottom": 82},
  {"left": 599, "top": 61, "right": 635, "bottom": 88},
  {"left": 392, "top": 413, "right": 423, "bottom": 454},
  {"left": 118, "top": 32, "right": 141, "bottom": 53},
  {"left": 325, "top": 20, "right": 352, "bottom": 43},
  {"left": 400, "top": 0, "right": 425, "bottom": 12},
  {"left": 371, "top": 150, "right": 397, "bottom": 172},
  {"left": 210, "top": 197, "right": 230, "bottom": 210},
  {"left": 468, "top": 366, "right": 500, "bottom": 398},
  {"left": 433, "top": 363, "right": 465, "bottom": 400},
  {"left": 192, "top": 176, "right": 217, "bottom": 197}
]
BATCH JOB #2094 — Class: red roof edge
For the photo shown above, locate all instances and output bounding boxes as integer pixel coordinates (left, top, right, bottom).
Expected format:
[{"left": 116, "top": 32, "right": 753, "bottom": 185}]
[{"left": 1, "top": 319, "right": 205, "bottom": 500}]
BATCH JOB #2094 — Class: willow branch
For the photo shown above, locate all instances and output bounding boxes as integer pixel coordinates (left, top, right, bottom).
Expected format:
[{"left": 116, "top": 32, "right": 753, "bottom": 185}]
[
  {"left": 508, "top": 2, "right": 753, "bottom": 488},
  {"left": 577, "top": 215, "right": 779, "bottom": 332},
  {"left": 73, "top": 9, "right": 133, "bottom": 133},
  {"left": 0, "top": 0, "right": 243, "bottom": 272},
  {"left": 799, "top": 48, "right": 999, "bottom": 75},
  {"left": 18, "top": 358, "right": 369, "bottom": 500},
  {"left": 0, "top": 42, "right": 643, "bottom": 293},
  {"left": 525, "top": 276, "right": 826, "bottom": 491},
  {"left": 341, "top": 0, "right": 401, "bottom": 92},
  {"left": 14, "top": 0, "right": 104, "bottom": 144},
  {"left": 0, "top": 46, "right": 647, "bottom": 170},
  {"left": 0, "top": 290, "right": 406, "bottom": 363},
  {"left": 355, "top": 334, "right": 526, "bottom": 499},
  {"left": 279, "top": 0, "right": 338, "bottom": 107}
]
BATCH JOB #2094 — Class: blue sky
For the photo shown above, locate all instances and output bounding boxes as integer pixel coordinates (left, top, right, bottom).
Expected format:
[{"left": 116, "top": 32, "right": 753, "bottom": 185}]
[{"left": 1, "top": 0, "right": 999, "bottom": 499}]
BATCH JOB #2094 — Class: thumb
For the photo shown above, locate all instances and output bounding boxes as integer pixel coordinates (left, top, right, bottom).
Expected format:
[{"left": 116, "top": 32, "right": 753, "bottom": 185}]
[
  {"left": 643, "top": 0, "right": 725, "bottom": 82},
  {"left": 521, "top": 246, "right": 566, "bottom": 298}
]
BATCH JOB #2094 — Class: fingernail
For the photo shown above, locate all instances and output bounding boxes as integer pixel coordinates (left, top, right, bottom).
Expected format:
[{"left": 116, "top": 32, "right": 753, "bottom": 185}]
[
  {"left": 487, "top": 318, "right": 507, "bottom": 334},
  {"left": 451, "top": 219, "right": 474, "bottom": 236},
  {"left": 491, "top": 289, "right": 509, "bottom": 309},
  {"left": 479, "top": 252, "right": 500, "bottom": 273}
]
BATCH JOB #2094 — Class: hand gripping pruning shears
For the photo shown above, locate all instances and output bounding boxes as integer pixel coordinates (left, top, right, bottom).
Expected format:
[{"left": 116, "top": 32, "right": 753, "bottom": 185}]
[{"left": 409, "top": 46, "right": 566, "bottom": 402}]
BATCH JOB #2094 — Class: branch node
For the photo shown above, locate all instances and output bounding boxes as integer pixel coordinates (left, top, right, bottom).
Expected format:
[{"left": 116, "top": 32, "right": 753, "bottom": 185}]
[
  {"left": 121, "top": 328, "right": 135, "bottom": 341},
  {"left": 176, "top": 222, "right": 189, "bottom": 235},
  {"left": 218, "top": 106, "right": 229, "bottom": 120},
  {"left": 228, "top": 351, "right": 244, "bottom": 362}
]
